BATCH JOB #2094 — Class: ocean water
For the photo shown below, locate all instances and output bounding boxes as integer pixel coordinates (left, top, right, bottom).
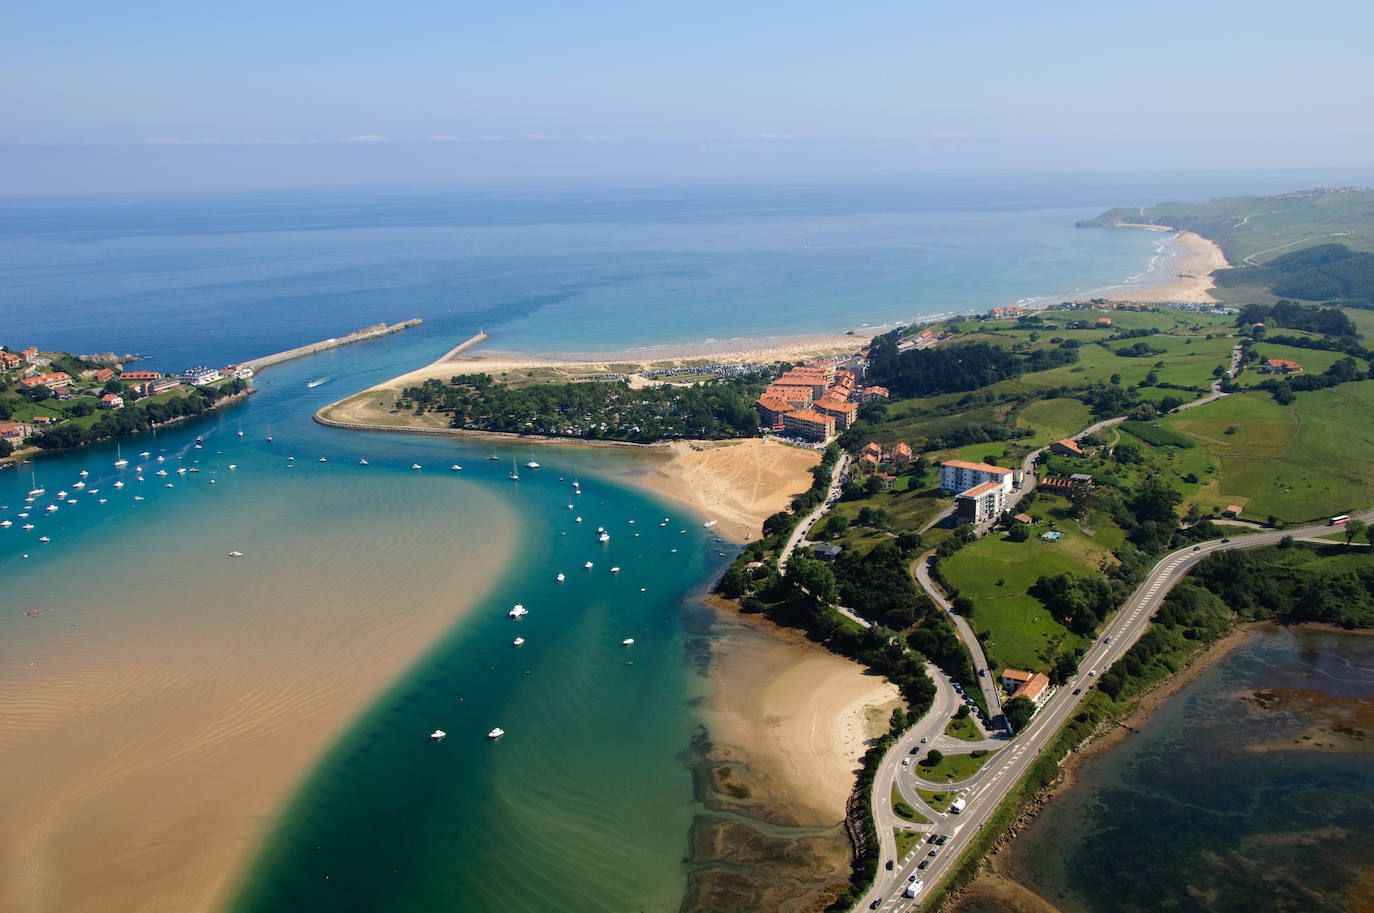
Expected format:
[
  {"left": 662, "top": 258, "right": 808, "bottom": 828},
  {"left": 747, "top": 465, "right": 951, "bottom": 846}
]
[
  {"left": 5, "top": 172, "right": 1371, "bottom": 912},
  {"left": 965, "top": 628, "right": 1374, "bottom": 913},
  {"left": 5, "top": 171, "right": 1344, "bottom": 372}
]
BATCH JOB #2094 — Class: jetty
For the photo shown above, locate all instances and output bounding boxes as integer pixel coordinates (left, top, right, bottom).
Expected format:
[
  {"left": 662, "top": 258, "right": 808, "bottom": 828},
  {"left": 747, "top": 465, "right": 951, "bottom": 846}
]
[
  {"left": 433, "top": 331, "right": 489, "bottom": 364},
  {"left": 242, "top": 319, "right": 423, "bottom": 373}
]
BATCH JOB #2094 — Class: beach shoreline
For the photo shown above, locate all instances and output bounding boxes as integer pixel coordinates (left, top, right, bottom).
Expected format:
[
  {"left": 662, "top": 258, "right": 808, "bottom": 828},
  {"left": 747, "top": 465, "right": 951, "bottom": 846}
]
[{"left": 1104, "top": 229, "right": 1230, "bottom": 304}]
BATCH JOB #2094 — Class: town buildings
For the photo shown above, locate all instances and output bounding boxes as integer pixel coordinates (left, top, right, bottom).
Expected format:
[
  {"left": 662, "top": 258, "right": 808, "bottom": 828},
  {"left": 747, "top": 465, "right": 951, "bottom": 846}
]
[{"left": 782, "top": 409, "right": 835, "bottom": 443}]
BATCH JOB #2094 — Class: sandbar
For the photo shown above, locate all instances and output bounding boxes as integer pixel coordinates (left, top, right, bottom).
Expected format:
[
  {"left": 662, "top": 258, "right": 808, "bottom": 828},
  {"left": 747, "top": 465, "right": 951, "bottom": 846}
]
[{"left": 0, "top": 493, "right": 516, "bottom": 913}]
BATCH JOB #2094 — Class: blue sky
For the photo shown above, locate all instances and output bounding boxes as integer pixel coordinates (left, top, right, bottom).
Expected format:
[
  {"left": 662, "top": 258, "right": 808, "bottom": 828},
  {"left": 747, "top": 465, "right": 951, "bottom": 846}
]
[{"left": 3, "top": 0, "right": 1373, "bottom": 187}]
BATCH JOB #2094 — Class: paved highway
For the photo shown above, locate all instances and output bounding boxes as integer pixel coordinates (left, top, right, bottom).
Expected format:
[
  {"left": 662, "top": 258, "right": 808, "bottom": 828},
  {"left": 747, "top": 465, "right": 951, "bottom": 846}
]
[
  {"left": 779, "top": 453, "right": 850, "bottom": 572},
  {"left": 855, "top": 509, "right": 1374, "bottom": 912}
]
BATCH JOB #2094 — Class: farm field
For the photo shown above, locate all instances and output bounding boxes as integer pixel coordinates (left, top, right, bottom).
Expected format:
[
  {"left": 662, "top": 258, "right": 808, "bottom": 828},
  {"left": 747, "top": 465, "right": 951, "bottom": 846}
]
[{"left": 1160, "top": 382, "right": 1374, "bottom": 523}]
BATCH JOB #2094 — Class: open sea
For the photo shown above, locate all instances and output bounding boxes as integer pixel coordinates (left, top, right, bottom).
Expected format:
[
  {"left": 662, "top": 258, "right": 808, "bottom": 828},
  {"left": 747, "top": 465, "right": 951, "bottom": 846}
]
[{"left": 4, "top": 171, "right": 1371, "bottom": 912}]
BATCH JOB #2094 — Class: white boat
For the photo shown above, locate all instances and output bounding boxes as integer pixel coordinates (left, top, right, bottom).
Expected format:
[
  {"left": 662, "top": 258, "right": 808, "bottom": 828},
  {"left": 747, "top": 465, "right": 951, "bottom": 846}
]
[
  {"left": 177, "top": 467, "right": 187, "bottom": 475},
  {"left": 610, "top": 566, "right": 620, "bottom": 573},
  {"left": 556, "top": 573, "right": 565, "bottom": 582},
  {"left": 134, "top": 495, "right": 145, "bottom": 501},
  {"left": 411, "top": 463, "right": 422, "bottom": 470},
  {"left": 486, "top": 454, "right": 499, "bottom": 461},
  {"left": 0, "top": 520, "right": 10, "bottom": 528},
  {"left": 114, "top": 480, "right": 124, "bottom": 488},
  {"left": 430, "top": 729, "right": 446, "bottom": 741},
  {"left": 318, "top": 457, "right": 327, "bottom": 463},
  {"left": 73, "top": 481, "right": 85, "bottom": 489},
  {"left": 165, "top": 483, "right": 174, "bottom": 488},
  {"left": 359, "top": 458, "right": 368, "bottom": 465},
  {"left": 46, "top": 504, "right": 58, "bottom": 512},
  {"left": 228, "top": 550, "right": 243, "bottom": 557},
  {"left": 584, "top": 561, "right": 594, "bottom": 569},
  {"left": 228, "top": 464, "right": 236, "bottom": 470},
  {"left": 66, "top": 499, "right": 76, "bottom": 504},
  {"left": 22, "top": 523, "right": 34, "bottom": 530},
  {"left": 572, "top": 479, "right": 580, "bottom": 488},
  {"left": 509, "top": 460, "right": 519, "bottom": 481},
  {"left": 451, "top": 464, "right": 462, "bottom": 471},
  {"left": 622, "top": 638, "right": 635, "bottom": 646},
  {"left": 57, "top": 490, "right": 68, "bottom": 499},
  {"left": 86, "top": 489, "right": 98, "bottom": 494},
  {"left": 526, "top": 453, "right": 540, "bottom": 469},
  {"left": 575, "top": 516, "right": 582, "bottom": 523},
  {"left": 508, "top": 604, "right": 528, "bottom": 619},
  {"left": 38, "top": 536, "right": 51, "bottom": 543},
  {"left": 28, "top": 473, "right": 45, "bottom": 497},
  {"left": 157, "top": 455, "right": 165, "bottom": 462},
  {"left": 237, "top": 430, "right": 243, "bottom": 438},
  {"left": 513, "top": 637, "right": 525, "bottom": 647},
  {"left": 703, "top": 520, "right": 718, "bottom": 528},
  {"left": 307, "top": 377, "right": 331, "bottom": 388},
  {"left": 156, "top": 469, "right": 168, "bottom": 477},
  {"left": 487, "top": 728, "right": 505, "bottom": 740},
  {"left": 599, "top": 532, "right": 610, "bottom": 543},
  {"left": 79, "top": 470, "right": 89, "bottom": 477},
  {"left": 139, "top": 450, "right": 150, "bottom": 458},
  {"left": 98, "top": 499, "right": 106, "bottom": 503},
  {"left": 114, "top": 445, "right": 128, "bottom": 469}
]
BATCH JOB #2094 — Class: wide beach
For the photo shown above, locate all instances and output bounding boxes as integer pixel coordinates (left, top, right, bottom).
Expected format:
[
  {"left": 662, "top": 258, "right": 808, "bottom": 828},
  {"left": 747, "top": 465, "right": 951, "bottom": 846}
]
[{"left": 1114, "top": 230, "right": 1230, "bottom": 303}]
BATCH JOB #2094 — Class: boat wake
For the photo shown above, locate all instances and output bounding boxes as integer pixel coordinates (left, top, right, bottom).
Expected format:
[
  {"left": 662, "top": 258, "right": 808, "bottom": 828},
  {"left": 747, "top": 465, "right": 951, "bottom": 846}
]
[{"left": 307, "top": 377, "right": 332, "bottom": 388}]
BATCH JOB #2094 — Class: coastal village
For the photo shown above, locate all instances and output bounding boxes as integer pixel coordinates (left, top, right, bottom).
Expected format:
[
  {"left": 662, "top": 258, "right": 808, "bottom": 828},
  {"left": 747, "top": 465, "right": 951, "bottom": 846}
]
[{"left": 0, "top": 344, "right": 253, "bottom": 456}]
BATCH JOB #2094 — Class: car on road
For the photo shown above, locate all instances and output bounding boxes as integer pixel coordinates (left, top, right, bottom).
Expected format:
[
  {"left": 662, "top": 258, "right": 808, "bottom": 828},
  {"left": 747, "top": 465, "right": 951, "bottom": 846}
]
[
  {"left": 902, "top": 758, "right": 911, "bottom": 766},
  {"left": 886, "top": 859, "right": 894, "bottom": 870},
  {"left": 1104, "top": 636, "right": 1111, "bottom": 644},
  {"left": 1193, "top": 545, "right": 1201, "bottom": 551},
  {"left": 1088, "top": 669, "right": 1096, "bottom": 676},
  {"left": 1222, "top": 537, "right": 1231, "bottom": 543},
  {"left": 936, "top": 834, "right": 950, "bottom": 845},
  {"left": 869, "top": 900, "right": 879, "bottom": 909},
  {"left": 978, "top": 668, "right": 987, "bottom": 677},
  {"left": 908, "top": 874, "right": 917, "bottom": 882},
  {"left": 918, "top": 859, "right": 929, "bottom": 869},
  {"left": 1073, "top": 687, "right": 1082, "bottom": 695},
  {"left": 928, "top": 847, "right": 941, "bottom": 858},
  {"left": 927, "top": 834, "right": 939, "bottom": 844},
  {"left": 903, "top": 879, "right": 925, "bottom": 898},
  {"left": 920, "top": 736, "right": 928, "bottom": 743}
]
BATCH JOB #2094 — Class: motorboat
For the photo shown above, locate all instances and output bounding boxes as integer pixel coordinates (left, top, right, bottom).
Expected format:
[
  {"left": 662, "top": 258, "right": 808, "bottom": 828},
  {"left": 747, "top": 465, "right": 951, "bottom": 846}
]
[
  {"left": 513, "top": 637, "right": 525, "bottom": 647},
  {"left": 73, "top": 481, "right": 85, "bottom": 489},
  {"left": 134, "top": 495, "right": 144, "bottom": 501},
  {"left": 228, "top": 550, "right": 243, "bottom": 557},
  {"left": 584, "top": 561, "right": 594, "bottom": 569},
  {"left": 177, "top": 467, "right": 187, "bottom": 475},
  {"left": 359, "top": 458, "right": 368, "bottom": 465},
  {"left": 79, "top": 470, "right": 89, "bottom": 477},
  {"left": 46, "top": 504, "right": 58, "bottom": 512},
  {"left": 318, "top": 457, "right": 327, "bottom": 463},
  {"left": 38, "top": 536, "right": 51, "bottom": 543},
  {"left": 451, "top": 464, "right": 462, "bottom": 471},
  {"left": 703, "top": 520, "right": 718, "bottom": 528},
  {"left": 622, "top": 638, "right": 635, "bottom": 646},
  {"left": 430, "top": 730, "right": 446, "bottom": 741},
  {"left": 610, "top": 566, "right": 620, "bottom": 573},
  {"left": 487, "top": 728, "right": 505, "bottom": 740},
  {"left": 22, "top": 523, "right": 34, "bottom": 530},
  {"left": 556, "top": 573, "right": 565, "bottom": 582},
  {"left": 0, "top": 520, "right": 9, "bottom": 528},
  {"left": 575, "top": 516, "right": 582, "bottom": 523},
  {"left": 57, "top": 490, "right": 68, "bottom": 499},
  {"left": 599, "top": 532, "right": 610, "bottom": 543},
  {"left": 114, "top": 480, "right": 125, "bottom": 489},
  {"left": 228, "top": 464, "right": 236, "bottom": 470},
  {"left": 411, "top": 464, "right": 422, "bottom": 470},
  {"left": 140, "top": 451, "right": 150, "bottom": 458},
  {"left": 508, "top": 604, "right": 528, "bottom": 619},
  {"left": 486, "top": 454, "right": 499, "bottom": 461}
]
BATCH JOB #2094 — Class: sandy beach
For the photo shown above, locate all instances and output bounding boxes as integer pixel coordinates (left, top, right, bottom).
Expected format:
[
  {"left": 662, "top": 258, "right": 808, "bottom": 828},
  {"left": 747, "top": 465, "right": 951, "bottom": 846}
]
[
  {"left": 703, "top": 610, "right": 903, "bottom": 825},
  {"left": 0, "top": 488, "right": 516, "bottom": 913},
  {"left": 1117, "top": 230, "right": 1230, "bottom": 303},
  {"left": 632, "top": 438, "right": 821, "bottom": 543}
]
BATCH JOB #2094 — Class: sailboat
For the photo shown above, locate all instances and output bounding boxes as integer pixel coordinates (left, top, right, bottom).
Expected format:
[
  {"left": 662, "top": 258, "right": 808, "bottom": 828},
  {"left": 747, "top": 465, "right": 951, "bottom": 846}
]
[
  {"left": 526, "top": 450, "right": 540, "bottom": 470},
  {"left": 114, "top": 445, "right": 128, "bottom": 469},
  {"left": 28, "top": 472, "right": 45, "bottom": 497},
  {"left": 509, "top": 460, "right": 519, "bottom": 481}
]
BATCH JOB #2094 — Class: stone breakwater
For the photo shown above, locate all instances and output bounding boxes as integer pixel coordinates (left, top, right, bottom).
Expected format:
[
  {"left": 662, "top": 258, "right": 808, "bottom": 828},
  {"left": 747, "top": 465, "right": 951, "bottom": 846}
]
[{"left": 243, "top": 319, "right": 422, "bottom": 373}]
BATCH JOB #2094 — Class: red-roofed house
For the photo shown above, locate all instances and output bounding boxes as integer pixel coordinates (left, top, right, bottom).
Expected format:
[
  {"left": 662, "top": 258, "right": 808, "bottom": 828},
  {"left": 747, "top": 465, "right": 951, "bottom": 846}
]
[
  {"left": 20, "top": 371, "right": 72, "bottom": 390},
  {"left": 1000, "top": 669, "right": 1033, "bottom": 692},
  {"left": 812, "top": 396, "right": 858, "bottom": 430},
  {"left": 120, "top": 370, "right": 162, "bottom": 382},
  {"left": 21, "top": 347, "right": 38, "bottom": 364},
  {"left": 0, "top": 351, "right": 23, "bottom": 370},
  {"left": 0, "top": 421, "right": 34, "bottom": 444},
  {"left": 1012, "top": 672, "right": 1051, "bottom": 707},
  {"left": 782, "top": 410, "right": 835, "bottom": 443},
  {"left": 861, "top": 442, "right": 882, "bottom": 459},
  {"left": 100, "top": 393, "right": 124, "bottom": 409},
  {"left": 755, "top": 396, "right": 793, "bottom": 428},
  {"left": 1264, "top": 358, "right": 1303, "bottom": 374},
  {"left": 860, "top": 386, "right": 890, "bottom": 402},
  {"left": 858, "top": 453, "right": 879, "bottom": 474},
  {"left": 892, "top": 442, "right": 913, "bottom": 468},
  {"left": 1049, "top": 438, "right": 1083, "bottom": 457}
]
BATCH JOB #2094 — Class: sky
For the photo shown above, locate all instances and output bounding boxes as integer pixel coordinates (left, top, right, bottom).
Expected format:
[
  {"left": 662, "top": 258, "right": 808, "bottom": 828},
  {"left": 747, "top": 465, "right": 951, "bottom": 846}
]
[{"left": 4, "top": 0, "right": 1373, "bottom": 190}]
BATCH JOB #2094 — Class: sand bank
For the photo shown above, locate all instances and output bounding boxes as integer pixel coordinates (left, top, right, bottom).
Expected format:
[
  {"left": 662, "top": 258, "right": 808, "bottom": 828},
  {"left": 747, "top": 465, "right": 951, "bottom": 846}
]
[
  {"left": 632, "top": 438, "right": 820, "bottom": 543},
  {"left": 0, "top": 493, "right": 516, "bottom": 913},
  {"left": 702, "top": 610, "right": 902, "bottom": 825},
  {"left": 1118, "top": 230, "right": 1230, "bottom": 304}
]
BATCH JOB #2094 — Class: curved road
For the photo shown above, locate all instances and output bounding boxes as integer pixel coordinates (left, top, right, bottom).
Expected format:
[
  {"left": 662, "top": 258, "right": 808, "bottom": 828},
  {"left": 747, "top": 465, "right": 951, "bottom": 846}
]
[
  {"left": 779, "top": 453, "right": 850, "bottom": 572},
  {"left": 857, "top": 509, "right": 1374, "bottom": 912}
]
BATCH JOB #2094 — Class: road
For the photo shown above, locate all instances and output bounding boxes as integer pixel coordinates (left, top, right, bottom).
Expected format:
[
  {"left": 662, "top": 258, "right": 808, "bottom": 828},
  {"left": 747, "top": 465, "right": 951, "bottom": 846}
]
[
  {"left": 856, "top": 509, "right": 1374, "bottom": 912},
  {"left": 778, "top": 453, "right": 850, "bottom": 572},
  {"left": 912, "top": 551, "right": 1003, "bottom": 730}
]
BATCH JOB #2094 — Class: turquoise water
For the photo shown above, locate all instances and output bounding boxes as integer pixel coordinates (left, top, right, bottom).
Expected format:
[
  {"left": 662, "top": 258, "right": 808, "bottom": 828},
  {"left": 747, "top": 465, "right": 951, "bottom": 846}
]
[{"left": 7, "top": 173, "right": 1370, "bottom": 912}]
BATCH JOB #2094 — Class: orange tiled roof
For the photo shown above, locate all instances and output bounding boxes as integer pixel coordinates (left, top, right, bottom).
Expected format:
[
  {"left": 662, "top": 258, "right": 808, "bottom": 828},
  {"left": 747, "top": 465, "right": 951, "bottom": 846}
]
[{"left": 942, "top": 459, "right": 1012, "bottom": 475}]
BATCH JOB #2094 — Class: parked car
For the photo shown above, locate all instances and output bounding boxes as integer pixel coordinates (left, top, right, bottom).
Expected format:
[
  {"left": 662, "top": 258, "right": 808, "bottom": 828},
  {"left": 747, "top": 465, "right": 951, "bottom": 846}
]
[{"left": 886, "top": 859, "right": 894, "bottom": 870}]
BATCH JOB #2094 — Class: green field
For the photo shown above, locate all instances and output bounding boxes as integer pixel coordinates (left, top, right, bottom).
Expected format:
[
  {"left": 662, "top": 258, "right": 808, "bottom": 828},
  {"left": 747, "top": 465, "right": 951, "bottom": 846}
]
[
  {"left": 1231, "top": 344, "right": 1359, "bottom": 388},
  {"left": 943, "top": 715, "right": 984, "bottom": 742},
  {"left": 895, "top": 827, "right": 924, "bottom": 858},
  {"left": 892, "top": 784, "right": 931, "bottom": 824},
  {"left": 914, "top": 749, "right": 998, "bottom": 783},
  {"left": 1016, "top": 397, "right": 1095, "bottom": 444},
  {"left": 1160, "top": 383, "right": 1374, "bottom": 523},
  {"left": 917, "top": 788, "right": 959, "bottom": 813},
  {"left": 1342, "top": 307, "right": 1374, "bottom": 339},
  {"left": 940, "top": 516, "right": 1107, "bottom": 673}
]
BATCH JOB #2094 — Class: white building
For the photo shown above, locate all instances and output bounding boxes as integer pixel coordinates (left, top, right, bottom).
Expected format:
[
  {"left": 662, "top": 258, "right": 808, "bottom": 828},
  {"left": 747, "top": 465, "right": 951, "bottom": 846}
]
[
  {"left": 180, "top": 366, "right": 222, "bottom": 385},
  {"left": 954, "top": 480, "right": 1007, "bottom": 524},
  {"left": 939, "top": 459, "right": 1014, "bottom": 497}
]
